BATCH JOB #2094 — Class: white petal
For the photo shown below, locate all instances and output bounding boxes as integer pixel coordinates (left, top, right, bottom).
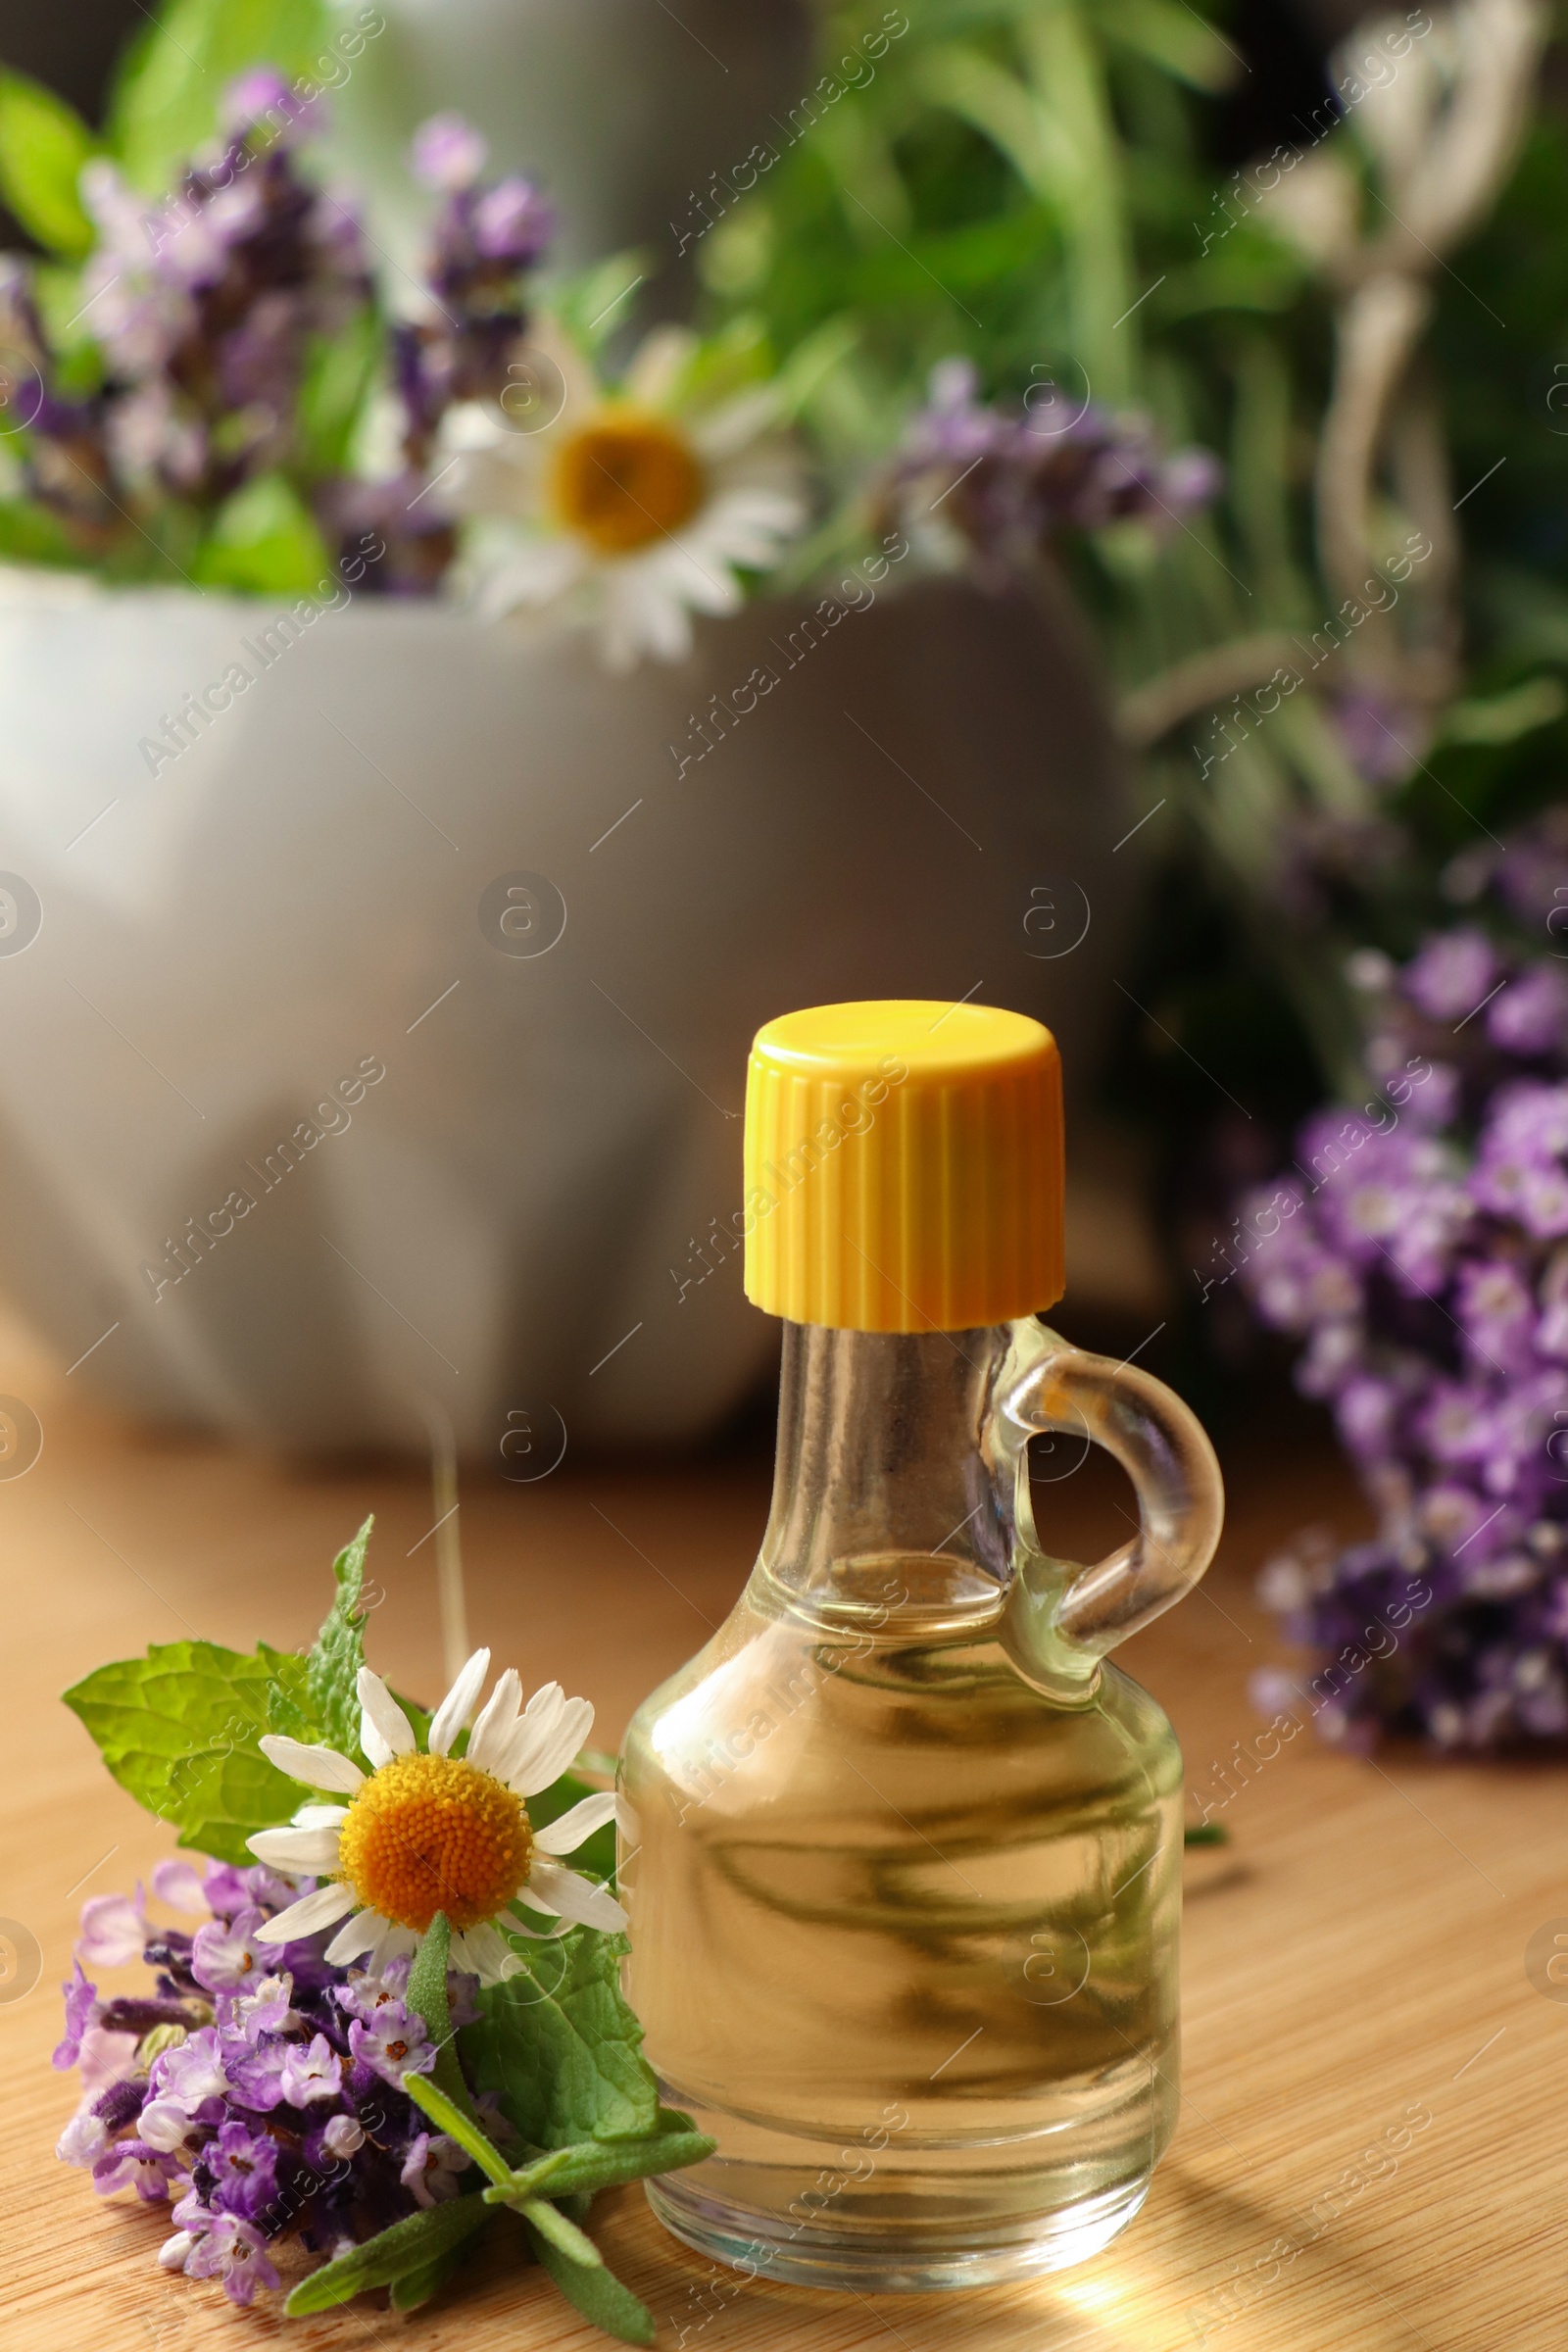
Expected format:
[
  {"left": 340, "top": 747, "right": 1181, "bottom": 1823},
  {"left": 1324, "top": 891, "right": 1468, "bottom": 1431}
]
[
  {"left": 533, "top": 1789, "right": 618, "bottom": 1856},
  {"left": 368, "top": 1921, "right": 419, "bottom": 1975},
  {"left": 498, "top": 1907, "right": 568, "bottom": 1941},
  {"left": 259, "top": 1736, "right": 365, "bottom": 1794},
  {"left": 247, "top": 1826, "right": 343, "bottom": 1872},
  {"left": 429, "top": 1647, "right": 492, "bottom": 1755},
  {"left": 689, "top": 386, "right": 783, "bottom": 462},
  {"left": 525, "top": 1861, "right": 627, "bottom": 1933},
  {"left": 510, "top": 1696, "right": 596, "bottom": 1797},
  {"left": 470, "top": 533, "right": 583, "bottom": 616},
  {"left": 622, "top": 324, "right": 696, "bottom": 408},
  {"left": 491, "top": 1685, "right": 564, "bottom": 1785},
  {"left": 255, "top": 1883, "right": 358, "bottom": 1943},
  {"left": 292, "top": 1804, "right": 349, "bottom": 1829},
  {"left": 357, "top": 1668, "right": 416, "bottom": 1767},
  {"left": 466, "top": 1669, "right": 522, "bottom": 1775},
  {"left": 323, "top": 1909, "right": 384, "bottom": 1966},
  {"left": 453, "top": 1923, "right": 524, "bottom": 1984}
]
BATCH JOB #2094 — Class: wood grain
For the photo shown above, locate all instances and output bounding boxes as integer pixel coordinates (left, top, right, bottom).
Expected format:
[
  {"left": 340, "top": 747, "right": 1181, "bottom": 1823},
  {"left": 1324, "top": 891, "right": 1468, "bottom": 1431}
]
[{"left": 0, "top": 1318, "right": 1558, "bottom": 2351}]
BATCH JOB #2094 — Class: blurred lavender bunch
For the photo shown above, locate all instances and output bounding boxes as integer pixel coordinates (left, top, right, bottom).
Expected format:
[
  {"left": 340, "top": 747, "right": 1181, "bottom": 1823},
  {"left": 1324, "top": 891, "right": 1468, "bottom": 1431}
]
[
  {"left": 0, "top": 76, "right": 548, "bottom": 597},
  {"left": 877, "top": 358, "right": 1221, "bottom": 587},
  {"left": 55, "top": 1856, "right": 489, "bottom": 2304},
  {"left": 1240, "top": 905, "right": 1568, "bottom": 1751},
  {"left": 329, "top": 111, "right": 554, "bottom": 595}
]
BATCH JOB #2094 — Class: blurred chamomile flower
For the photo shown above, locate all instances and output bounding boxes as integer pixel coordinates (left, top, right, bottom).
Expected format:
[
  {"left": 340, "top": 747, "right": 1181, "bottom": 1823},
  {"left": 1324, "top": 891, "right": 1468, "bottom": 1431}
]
[{"left": 438, "top": 320, "right": 808, "bottom": 667}]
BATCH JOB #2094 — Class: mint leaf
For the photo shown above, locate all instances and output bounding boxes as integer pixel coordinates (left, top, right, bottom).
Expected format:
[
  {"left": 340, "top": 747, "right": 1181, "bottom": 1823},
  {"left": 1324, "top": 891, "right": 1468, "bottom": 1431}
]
[
  {"left": 305, "top": 1515, "right": 372, "bottom": 1757},
  {"left": 283, "top": 2195, "right": 490, "bottom": 2316},
  {"left": 64, "top": 1642, "right": 313, "bottom": 1864},
  {"left": 460, "top": 1930, "right": 660, "bottom": 2150},
  {"left": 522, "top": 2221, "right": 655, "bottom": 2347},
  {"left": 0, "top": 72, "right": 97, "bottom": 258}
]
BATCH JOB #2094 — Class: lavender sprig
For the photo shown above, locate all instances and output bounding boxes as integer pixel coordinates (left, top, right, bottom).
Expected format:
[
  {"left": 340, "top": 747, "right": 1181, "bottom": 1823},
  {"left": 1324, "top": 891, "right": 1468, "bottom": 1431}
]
[
  {"left": 1241, "top": 860, "right": 1568, "bottom": 1750},
  {"left": 55, "top": 1856, "right": 485, "bottom": 2305},
  {"left": 876, "top": 357, "right": 1220, "bottom": 586}
]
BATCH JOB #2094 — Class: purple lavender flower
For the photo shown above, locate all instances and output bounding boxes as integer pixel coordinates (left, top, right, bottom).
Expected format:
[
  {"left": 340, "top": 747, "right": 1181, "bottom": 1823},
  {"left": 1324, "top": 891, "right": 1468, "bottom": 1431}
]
[
  {"left": 56, "top": 2105, "right": 110, "bottom": 2167},
  {"left": 92, "top": 2139, "right": 179, "bottom": 2201},
  {"left": 183, "top": 2213, "right": 281, "bottom": 2306},
  {"left": 278, "top": 2032, "right": 343, "bottom": 2106},
  {"left": 400, "top": 2131, "right": 472, "bottom": 2207},
  {"left": 137, "top": 2097, "right": 199, "bottom": 2156},
  {"left": 53, "top": 1962, "right": 99, "bottom": 2070},
  {"left": 149, "top": 2025, "right": 230, "bottom": 2119},
  {"left": 205, "top": 2119, "right": 282, "bottom": 2218},
  {"left": 58, "top": 1858, "right": 511, "bottom": 2307},
  {"left": 1488, "top": 964, "right": 1568, "bottom": 1055},
  {"left": 1402, "top": 928, "right": 1496, "bottom": 1023},
  {"left": 413, "top": 113, "right": 489, "bottom": 192},
  {"left": 1242, "top": 906, "right": 1568, "bottom": 1748},
  {"left": 347, "top": 2003, "right": 435, "bottom": 2087},
  {"left": 191, "top": 1904, "right": 270, "bottom": 1994},
  {"left": 878, "top": 357, "right": 1220, "bottom": 584},
  {"left": 226, "top": 1970, "right": 297, "bottom": 2038},
  {"left": 76, "top": 1888, "right": 146, "bottom": 1970}
]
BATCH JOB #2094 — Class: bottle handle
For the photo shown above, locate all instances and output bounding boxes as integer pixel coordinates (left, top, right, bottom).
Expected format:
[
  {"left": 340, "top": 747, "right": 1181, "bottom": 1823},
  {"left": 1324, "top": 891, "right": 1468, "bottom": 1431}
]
[{"left": 994, "top": 1325, "right": 1224, "bottom": 1698}]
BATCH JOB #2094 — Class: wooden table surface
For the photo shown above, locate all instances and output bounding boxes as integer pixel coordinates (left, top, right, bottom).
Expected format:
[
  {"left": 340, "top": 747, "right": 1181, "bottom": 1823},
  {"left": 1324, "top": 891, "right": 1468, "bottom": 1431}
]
[{"left": 1, "top": 1314, "right": 1561, "bottom": 2352}]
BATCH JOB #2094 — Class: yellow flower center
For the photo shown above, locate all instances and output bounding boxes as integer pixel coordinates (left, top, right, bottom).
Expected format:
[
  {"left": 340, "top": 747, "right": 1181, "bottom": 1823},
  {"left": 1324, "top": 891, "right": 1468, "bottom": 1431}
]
[
  {"left": 334, "top": 1751, "right": 533, "bottom": 1935},
  {"left": 547, "top": 409, "right": 705, "bottom": 555}
]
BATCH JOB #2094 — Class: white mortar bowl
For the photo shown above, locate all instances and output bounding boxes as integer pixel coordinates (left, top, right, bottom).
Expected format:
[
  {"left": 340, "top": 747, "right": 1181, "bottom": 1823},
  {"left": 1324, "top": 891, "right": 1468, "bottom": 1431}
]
[{"left": 0, "top": 567, "right": 1129, "bottom": 1456}]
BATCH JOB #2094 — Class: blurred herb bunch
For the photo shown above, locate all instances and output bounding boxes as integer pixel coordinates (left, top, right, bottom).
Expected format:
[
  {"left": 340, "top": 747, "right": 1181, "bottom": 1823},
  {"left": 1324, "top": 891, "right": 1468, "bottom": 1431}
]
[{"left": 0, "top": 0, "right": 1562, "bottom": 1001}]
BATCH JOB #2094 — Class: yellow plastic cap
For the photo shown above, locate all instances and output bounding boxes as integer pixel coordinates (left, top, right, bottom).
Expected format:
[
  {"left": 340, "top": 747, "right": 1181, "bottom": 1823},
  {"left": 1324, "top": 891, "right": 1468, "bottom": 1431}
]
[{"left": 743, "top": 999, "right": 1064, "bottom": 1331}]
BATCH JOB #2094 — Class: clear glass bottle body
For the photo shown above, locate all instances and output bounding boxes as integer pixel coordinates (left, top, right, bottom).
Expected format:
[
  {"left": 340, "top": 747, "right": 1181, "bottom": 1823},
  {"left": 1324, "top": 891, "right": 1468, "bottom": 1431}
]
[{"left": 618, "top": 1320, "right": 1187, "bottom": 2289}]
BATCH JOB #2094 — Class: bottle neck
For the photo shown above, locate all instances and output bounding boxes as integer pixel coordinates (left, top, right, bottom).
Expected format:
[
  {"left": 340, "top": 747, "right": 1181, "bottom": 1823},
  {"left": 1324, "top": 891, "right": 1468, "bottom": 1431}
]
[{"left": 759, "top": 1321, "right": 1033, "bottom": 1617}]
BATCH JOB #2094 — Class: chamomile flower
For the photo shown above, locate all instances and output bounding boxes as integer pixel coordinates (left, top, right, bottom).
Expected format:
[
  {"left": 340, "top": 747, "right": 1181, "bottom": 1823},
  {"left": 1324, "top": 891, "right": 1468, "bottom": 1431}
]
[
  {"left": 440, "top": 321, "right": 808, "bottom": 668},
  {"left": 249, "top": 1649, "right": 623, "bottom": 1984}
]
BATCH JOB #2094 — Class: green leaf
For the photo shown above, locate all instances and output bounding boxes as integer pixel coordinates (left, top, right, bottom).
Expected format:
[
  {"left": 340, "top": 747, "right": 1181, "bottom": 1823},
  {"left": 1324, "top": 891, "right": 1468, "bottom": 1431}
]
[
  {"left": 386, "top": 2239, "right": 472, "bottom": 2310},
  {"left": 107, "top": 0, "right": 328, "bottom": 196},
  {"left": 406, "top": 1912, "right": 479, "bottom": 2121},
  {"left": 407, "top": 2062, "right": 511, "bottom": 2186},
  {"left": 485, "top": 2116, "right": 715, "bottom": 2202},
  {"left": 0, "top": 72, "right": 98, "bottom": 258},
  {"left": 305, "top": 1514, "right": 372, "bottom": 1756},
  {"left": 517, "top": 2196, "right": 602, "bottom": 2268},
  {"left": 296, "top": 311, "right": 381, "bottom": 481},
  {"left": 522, "top": 2221, "right": 655, "bottom": 2347},
  {"left": 283, "top": 2194, "right": 490, "bottom": 2316},
  {"left": 461, "top": 1930, "right": 660, "bottom": 2152},
  {"left": 191, "top": 472, "right": 334, "bottom": 598},
  {"left": 63, "top": 1642, "right": 315, "bottom": 1864}
]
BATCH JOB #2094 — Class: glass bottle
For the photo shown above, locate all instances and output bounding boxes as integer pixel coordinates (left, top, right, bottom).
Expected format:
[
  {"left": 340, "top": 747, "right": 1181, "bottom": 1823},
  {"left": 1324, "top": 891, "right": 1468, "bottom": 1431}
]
[{"left": 618, "top": 1003, "right": 1223, "bottom": 2290}]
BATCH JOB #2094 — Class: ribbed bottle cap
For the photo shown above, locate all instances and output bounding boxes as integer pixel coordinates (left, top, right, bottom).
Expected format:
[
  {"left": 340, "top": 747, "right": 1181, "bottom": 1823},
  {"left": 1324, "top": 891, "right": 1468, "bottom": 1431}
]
[{"left": 743, "top": 1000, "right": 1064, "bottom": 1331}]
